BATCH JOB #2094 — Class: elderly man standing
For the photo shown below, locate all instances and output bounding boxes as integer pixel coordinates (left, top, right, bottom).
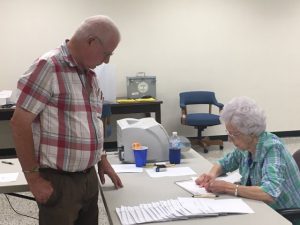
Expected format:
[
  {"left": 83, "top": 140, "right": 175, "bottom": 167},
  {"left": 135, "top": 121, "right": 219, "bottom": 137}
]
[{"left": 10, "top": 15, "right": 123, "bottom": 225}]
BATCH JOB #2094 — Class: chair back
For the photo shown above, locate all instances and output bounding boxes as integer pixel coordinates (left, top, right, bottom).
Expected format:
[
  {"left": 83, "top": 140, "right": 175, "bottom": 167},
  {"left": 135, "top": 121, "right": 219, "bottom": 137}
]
[
  {"left": 293, "top": 149, "right": 300, "bottom": 171},
  {"left": 179, "top": 91, "right": 220, "bottom": 108}
]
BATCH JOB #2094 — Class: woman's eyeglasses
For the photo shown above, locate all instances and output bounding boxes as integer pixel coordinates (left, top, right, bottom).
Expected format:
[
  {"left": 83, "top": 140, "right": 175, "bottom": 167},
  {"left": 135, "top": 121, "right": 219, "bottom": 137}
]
[{"left": 225, "top": 130, "right": 243, "bottom": 139}]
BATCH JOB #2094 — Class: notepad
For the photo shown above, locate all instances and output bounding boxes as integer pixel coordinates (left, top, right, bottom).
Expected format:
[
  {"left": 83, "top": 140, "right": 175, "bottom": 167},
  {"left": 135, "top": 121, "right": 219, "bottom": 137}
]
[
  {"left": 175, "top": 177, "right": 215, "bottom": 197},
  {"left": 175, "top": 171, "right": 241, "bottom": 197}
]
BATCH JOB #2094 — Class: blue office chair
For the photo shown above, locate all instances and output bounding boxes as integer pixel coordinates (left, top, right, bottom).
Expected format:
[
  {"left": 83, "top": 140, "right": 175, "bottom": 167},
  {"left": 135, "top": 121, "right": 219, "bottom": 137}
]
[
  {"left": 276, "top": 149, "right": 300, "bottom": 225},
  {"left": 179, "top": 91, "right": 224, "bottom": 153}
]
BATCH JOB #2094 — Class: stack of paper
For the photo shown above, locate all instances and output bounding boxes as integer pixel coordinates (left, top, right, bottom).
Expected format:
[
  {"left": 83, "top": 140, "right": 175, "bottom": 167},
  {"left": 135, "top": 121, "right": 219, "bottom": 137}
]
[{"left": 116, "top": 197, "right": 254, "bottom": 225}]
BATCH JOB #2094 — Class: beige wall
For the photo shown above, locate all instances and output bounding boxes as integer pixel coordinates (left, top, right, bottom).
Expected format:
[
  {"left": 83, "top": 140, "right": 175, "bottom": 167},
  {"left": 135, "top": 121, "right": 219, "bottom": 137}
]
[{"left": 1, "top": 0, "right": 300, "bottom": 146}]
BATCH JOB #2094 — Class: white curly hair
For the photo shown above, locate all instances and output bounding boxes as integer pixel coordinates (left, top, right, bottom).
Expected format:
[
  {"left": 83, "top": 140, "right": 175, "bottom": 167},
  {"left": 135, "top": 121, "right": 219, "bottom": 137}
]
[{"left": 220, "top": 96, "right": 266, "bottom": 136}]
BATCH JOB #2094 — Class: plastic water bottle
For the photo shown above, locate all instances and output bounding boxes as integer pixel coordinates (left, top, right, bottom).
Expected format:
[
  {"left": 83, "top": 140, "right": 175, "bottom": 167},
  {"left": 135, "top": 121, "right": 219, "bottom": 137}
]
[{"left": 169, "top": 131, "right": 181, "bottom": 164}]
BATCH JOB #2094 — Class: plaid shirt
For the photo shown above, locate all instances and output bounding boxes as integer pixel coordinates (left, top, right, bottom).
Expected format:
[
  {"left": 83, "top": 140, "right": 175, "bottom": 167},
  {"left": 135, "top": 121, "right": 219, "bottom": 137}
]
[
  {"left": 219, "top": 132, "right": 300, "bottom": 209},
  {"left": 16, "top": 41, "right": 104, "bottom": 172}
]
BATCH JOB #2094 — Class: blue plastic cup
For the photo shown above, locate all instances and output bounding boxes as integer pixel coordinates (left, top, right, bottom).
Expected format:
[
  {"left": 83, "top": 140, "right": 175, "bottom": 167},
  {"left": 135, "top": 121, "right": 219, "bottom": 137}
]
[
  {"left": 133, "top": 147, "right": 148, "bottom": 167},
  {"left": 169, "top": 148, "right": 181, "bottom": 164}
]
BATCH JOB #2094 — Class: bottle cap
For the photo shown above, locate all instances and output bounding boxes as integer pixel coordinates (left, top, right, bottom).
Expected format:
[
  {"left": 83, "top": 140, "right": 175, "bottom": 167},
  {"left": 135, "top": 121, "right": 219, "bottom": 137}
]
[{"left": 172, "top": 131, "right": 178, "bottom": 136}]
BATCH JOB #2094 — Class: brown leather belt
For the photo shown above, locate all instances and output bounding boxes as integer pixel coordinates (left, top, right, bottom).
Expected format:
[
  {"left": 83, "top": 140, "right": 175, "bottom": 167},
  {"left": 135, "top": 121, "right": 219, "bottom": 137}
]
[{"left": 39, "top": 166, "right": 93, "bottom": 175}]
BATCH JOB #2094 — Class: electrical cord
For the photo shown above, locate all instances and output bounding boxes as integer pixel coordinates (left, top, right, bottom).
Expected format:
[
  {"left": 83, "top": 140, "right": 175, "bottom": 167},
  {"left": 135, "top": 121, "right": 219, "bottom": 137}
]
[{"left": 4, "top": 194, "right": 38, "bottom": 220}]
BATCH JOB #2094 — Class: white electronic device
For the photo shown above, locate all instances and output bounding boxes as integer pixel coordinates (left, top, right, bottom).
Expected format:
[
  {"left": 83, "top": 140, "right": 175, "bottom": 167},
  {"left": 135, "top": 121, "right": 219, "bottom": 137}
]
[{"left": 117, "top": 117, "right": 169, "bottom": 163}]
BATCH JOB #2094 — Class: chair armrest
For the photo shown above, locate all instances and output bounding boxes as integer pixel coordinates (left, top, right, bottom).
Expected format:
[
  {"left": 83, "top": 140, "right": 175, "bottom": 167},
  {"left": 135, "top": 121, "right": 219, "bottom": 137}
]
[
  {"left": 214, "top": 102, "right": 224, "bottom": 110},
  {"left": 181, "top": 107, "right": 187, "bottom": 124},
  {"left": 276, "top": 208, "right": 300, "bottom": 221}
]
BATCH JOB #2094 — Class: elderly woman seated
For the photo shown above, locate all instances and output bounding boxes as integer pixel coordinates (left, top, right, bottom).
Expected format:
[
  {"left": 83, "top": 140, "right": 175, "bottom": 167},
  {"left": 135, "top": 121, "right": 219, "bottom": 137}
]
[{"left": 196, "top": 96, "right": 300, "bottom": 211}]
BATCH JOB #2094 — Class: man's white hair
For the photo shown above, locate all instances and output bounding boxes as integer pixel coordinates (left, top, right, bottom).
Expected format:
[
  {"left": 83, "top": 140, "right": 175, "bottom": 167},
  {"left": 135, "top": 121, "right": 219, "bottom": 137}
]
[
  {"left": 73, "top": 15, "right": 120, "bottom": 44},
  {"left": 220, "top": 96, "right": 266, "bottom": 136}
]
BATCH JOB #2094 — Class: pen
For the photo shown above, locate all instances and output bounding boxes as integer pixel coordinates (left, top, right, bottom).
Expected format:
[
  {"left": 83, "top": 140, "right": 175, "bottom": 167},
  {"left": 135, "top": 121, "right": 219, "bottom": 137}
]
[
  {"left": 192, "top": 194, "right": 218, "bottom": 198},
  {"left": 1, "top": 161, "right": 14, "bottom": 165}
]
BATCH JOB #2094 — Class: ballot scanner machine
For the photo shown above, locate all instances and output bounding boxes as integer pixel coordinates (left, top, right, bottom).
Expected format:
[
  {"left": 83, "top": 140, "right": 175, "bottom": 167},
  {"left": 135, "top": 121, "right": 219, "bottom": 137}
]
[{"left": 117, "top": 118, "right": 169, "bottom": 163}]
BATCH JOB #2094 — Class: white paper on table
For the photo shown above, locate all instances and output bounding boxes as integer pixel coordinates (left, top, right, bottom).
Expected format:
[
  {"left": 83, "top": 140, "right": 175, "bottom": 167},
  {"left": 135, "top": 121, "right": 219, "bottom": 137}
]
[
  {"left": 216, "top": 170, "right": 241, "bottom": 183},
  {"left": 151, "top": 202, "right": 169, "bottom": 220},
  {"left": 125, "top": 206, "right": 136, "bottom": 225},
  {"left": 0, "top": 172, "right": 19, "bottom": 182},
  {"left": 140, "top": 204, "right": 160, "bottom": 222},
  {"left": 116, "top": 207, "right": 130, "bottom": 225},
  {"left": 138, "top": 205, "right": 153, "bottom": 222},
  {"left": 0, "top": 90, "right": 12, "bottom": 105},
  {"left": 177, "top": 197, "right": 217, "bottom": 215},
  {"left": 116, "top": 198, "right": 254, "bottom": 224},
  {"left": 165, "top": 200, "right": 187, "bottom": 218},
  {"left": 112, "top": 164, "right": 143, "bottom": 173},
  {"left": 169, "top": 199, "right": 192, "bottom": 217},
  {"left": 0, "top": 90, "right": 12, "bottom": 99},
  {"left": 145, "top": 203, "right": 164, "bottom": 221},
  {"left": 146, "top": 167, "right": 196, "bottom": 178},
  {"left": 207, "top": 198, "right": 254, "bottom": 214},
  {"left": 127, "top": 206, "right": 143, "bottom": 224}
]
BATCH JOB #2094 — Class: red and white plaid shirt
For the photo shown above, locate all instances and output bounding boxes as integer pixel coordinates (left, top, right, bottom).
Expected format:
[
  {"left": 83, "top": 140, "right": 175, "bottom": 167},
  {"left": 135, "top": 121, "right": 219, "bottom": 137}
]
[{"left": 16, "top": 41, "right": 104, "bottom": 172}]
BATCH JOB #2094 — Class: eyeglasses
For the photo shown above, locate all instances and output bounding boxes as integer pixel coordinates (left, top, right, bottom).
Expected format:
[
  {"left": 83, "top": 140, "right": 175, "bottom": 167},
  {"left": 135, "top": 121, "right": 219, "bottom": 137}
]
[
  {"left": 94, "top": 36, "right": 114, "bottom": 59},
  {"left": 225, "top": 130, "right": 243, "bottom": 140}
]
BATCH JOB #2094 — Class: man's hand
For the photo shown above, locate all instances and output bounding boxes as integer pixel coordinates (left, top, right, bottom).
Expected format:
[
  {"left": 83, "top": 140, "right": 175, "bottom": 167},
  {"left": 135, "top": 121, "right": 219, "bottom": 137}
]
[
  {"left": 26, "top": 173, "right": 53, "bottom": 204},
  {"left": 98, "top": 155, "right": 123, "bottom": 189}
]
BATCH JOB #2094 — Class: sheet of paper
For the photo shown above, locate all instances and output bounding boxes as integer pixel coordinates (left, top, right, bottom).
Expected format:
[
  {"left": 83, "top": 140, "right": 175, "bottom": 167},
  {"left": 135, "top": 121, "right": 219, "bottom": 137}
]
[
  {"left": 216, "top": 170, "right": 241, "bottom": 183},
  {"left": 140, "top": 204, "right": 160, "bottom": 222},
  {"left": 0, "top": 90, "right": 12, "bottom": 99},
  {"left": 207, "top": 199, "right": 255, "bottom": 214},
  {"left": 0, "top": 172, "right": 19, "bottom": 182},
  {"left": 112, "top": 164, "right": 143, "bottom": 173},
  {"left": 177, "top": 197, "right": 216, "bottom": 215},
  {"left": 138, "top": 205, "right": 153, "bottom": 222},
  {"left": 146, "top": 167, "right": 196, "bottom": 178},
  {"left": 116, "top": 207, "right": 130, "bottom": 225}
]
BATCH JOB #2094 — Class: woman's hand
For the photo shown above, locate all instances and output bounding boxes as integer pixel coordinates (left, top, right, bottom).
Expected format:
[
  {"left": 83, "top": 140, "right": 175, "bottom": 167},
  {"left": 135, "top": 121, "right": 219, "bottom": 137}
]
[
  {"left": 205, "top": 180, "right": 232, "bottom": 194},
  {"left": 195, "top": 163, "right": 223, "bottom": 189},
  {"left": 195, "top": 173, "right": 215, "bottom": 188}
]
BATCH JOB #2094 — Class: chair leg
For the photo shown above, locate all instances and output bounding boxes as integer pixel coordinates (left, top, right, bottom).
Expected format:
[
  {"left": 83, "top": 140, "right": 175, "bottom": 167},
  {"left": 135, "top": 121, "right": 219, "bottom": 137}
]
[
  {"left": 193, "top": 127, "right": 224, "bottom": 153},
  {"left": 195, "top": 127, "right": 208, "bottom": 153},
  {"left": 201, "top": 138, "right": 223, "bottom": 151},
  {"left": 189, "top": 138, "right": 208, "bottom": 153}
]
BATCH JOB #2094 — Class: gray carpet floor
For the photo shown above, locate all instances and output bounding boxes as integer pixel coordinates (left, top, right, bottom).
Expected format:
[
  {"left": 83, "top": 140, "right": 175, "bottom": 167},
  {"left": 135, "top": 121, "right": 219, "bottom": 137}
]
[{"left": 1, "top": 137, "right": 299, "bottom": 225}]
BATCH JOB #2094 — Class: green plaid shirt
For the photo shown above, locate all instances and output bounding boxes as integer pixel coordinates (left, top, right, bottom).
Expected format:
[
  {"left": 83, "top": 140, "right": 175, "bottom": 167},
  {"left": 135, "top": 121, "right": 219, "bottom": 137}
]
[{"left": 219, "top": 132, "right": 300, "bottom": 209}]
